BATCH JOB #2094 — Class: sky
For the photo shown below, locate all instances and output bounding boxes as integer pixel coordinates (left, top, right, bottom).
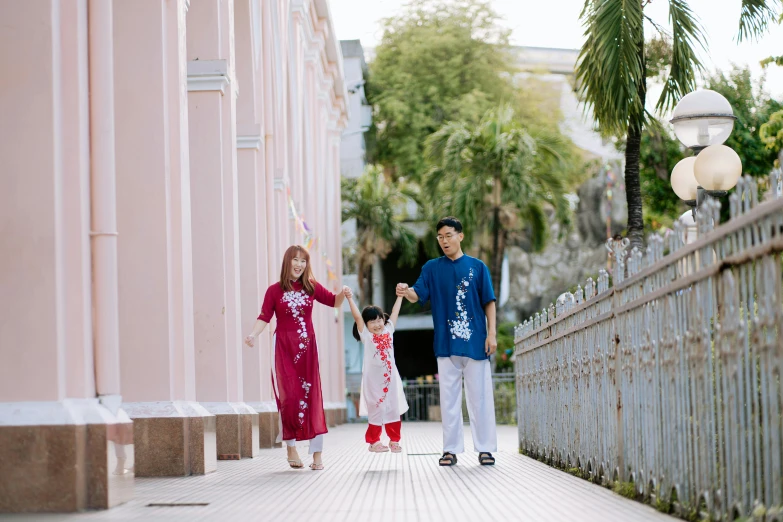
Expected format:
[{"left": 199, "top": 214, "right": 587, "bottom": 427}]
[{"left": 329, "top": 0, "right": 783, "bottom": 100}]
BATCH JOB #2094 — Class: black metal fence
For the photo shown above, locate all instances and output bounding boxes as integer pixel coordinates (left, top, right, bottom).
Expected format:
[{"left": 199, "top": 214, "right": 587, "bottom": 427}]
[{"left": 346, "top": 373, "right": 516, "bottom": 425}]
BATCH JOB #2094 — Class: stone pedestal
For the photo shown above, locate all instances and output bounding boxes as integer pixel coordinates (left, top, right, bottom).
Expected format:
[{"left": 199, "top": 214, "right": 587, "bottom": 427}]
[
  {"left": 0, "top": 401, "right": 134, "bottom": 513},
  {"left": 201, "top": 403, "right": 259, "bottom": 459},
  {"left": 123, "top": 401, "right": 216, "bottom": 477},
  {"left": 324, "top": 403, "right": 347, "bottom": 428},
  {"left": 248, "top": 401, "right": 281, "bottom": 449},
  {"left": 239, "top": 405, "right": 260, "bottom": 458},
  {"left": 325, "top": 408, "right": 337, "bottom": 428}
]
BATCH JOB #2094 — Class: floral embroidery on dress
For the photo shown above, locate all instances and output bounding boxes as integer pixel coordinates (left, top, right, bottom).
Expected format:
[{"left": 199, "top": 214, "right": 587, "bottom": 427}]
[
  {"left": 282, "top": 289, "right": 310, "bottom": 363},
  {"left": 298, "top": 378, "right": 312, "bottom": 426},
  {"left": 449, "top": 268, "right": 475, "bottom": 341},
  {"left": 372, "top": 332, "right": 393, "bottom": 408}
]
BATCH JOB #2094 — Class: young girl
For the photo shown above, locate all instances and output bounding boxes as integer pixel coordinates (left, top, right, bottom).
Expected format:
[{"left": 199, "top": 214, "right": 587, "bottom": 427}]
[{"left": 345, "top": 288, "right": 409, "bottom": 453}]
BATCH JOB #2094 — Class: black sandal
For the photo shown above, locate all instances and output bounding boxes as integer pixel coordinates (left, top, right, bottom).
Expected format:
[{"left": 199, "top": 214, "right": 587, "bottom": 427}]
[
  {"left": 478, "top": 452, "right": 495, "bottom": 465},
  {"left": 439, "top": 452, "right": 457, "bottom": 466}
]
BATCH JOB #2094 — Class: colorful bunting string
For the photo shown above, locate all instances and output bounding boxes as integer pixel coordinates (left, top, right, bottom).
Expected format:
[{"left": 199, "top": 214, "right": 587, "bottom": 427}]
[{"left": 285, "top": 185, "right": 339, "bottom": 284}]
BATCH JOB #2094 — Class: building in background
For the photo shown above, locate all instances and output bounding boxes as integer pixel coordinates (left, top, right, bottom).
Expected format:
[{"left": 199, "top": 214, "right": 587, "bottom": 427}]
[
  {"left": 511, "top": 46, "right": 623, "bottom": 163},
  {"left": 0, "top": 0, "right": 347, "bottom": 513},
  {"left": 338, "top": 39, "right": 373, "bottom": 418},
  {"left": 339, "top": 40, "right": 372, "bottom": 180}
]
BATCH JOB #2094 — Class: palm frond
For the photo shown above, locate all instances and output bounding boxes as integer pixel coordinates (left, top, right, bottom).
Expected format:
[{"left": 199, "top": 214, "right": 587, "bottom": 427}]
[
  {"left": 643, "top": 14, "right": 670, "bottom": 37},
  {"left": 576, "top": 0, "right": 645, "bottom": 136},
  {"left": 657, "top": 0, "right": 706, "bottom": 113},
  {"left": 738, "top": 0, "right": 781, "bottom": 42},
  {"left": 424, "top": 103, "right": 574, "bottom": 268},
  {"left": 341, "top": 165, "right": 419, "bottom": 267},
  {"left": 761, "top": 55, "right": 783, "bottom": 67},
  {"left": 520, "top": 201, "right": 549, "bottom": 252},
  {"left": 526, "top": 127, "right": 568, "bottom": 165}
]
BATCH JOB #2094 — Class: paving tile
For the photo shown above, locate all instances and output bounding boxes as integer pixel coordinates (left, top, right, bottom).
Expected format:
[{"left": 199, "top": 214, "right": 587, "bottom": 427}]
[{"left": 0, "top": 423, "right": 674, "bottom": 522}]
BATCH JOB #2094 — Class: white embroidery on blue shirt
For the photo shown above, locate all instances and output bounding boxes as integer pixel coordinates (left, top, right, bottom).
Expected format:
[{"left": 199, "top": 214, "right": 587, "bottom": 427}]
[{"left": 449, "top": 268, "right": 475, "bottom": 340}]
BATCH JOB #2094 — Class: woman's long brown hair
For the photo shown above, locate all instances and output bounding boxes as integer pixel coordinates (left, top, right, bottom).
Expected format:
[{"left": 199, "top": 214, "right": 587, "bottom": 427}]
[{"left": 279, "top": 245, "right": 316, "bottom": 295}]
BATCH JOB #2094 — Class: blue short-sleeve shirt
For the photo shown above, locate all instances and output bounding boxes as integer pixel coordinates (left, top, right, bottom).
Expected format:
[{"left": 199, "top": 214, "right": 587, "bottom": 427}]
[{"left": 412, "top": 255, "right": 496, "bottom": 360}]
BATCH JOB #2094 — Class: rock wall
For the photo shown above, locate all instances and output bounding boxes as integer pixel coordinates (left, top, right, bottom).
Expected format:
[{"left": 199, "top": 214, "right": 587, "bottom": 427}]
[{"left": 505, "top": 171, "right": 627, "bottom": 321}]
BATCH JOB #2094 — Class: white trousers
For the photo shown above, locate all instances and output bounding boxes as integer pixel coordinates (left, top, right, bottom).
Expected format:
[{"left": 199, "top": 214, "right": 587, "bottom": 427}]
[
  {"left": 284, "top": 434, "right": 324, "bottom": 454},
  {"left": 438, "top": 356, "right": 497, "bottom": 454}
]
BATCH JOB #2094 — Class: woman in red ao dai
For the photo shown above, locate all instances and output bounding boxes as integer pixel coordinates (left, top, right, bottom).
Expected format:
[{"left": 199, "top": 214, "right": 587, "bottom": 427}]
[{"left": 245, "top": 245, "right": 347, "bottom": 470}]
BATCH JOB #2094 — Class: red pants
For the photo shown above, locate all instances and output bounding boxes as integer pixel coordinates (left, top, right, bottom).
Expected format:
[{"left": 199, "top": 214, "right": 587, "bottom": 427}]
[{"left": 365, "top": 420, "right": 402, "bottom": 444}]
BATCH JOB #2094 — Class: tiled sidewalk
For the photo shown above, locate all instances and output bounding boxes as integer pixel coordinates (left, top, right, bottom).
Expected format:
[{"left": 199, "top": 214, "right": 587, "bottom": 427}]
[{"left": 1, "top": 423, "right": 674, "bottom": 522}]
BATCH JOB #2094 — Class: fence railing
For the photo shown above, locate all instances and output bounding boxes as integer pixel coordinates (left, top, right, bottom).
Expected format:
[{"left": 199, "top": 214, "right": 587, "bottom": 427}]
[
  {"left": 514, "top": 174, "right": 783, "bottom": 520},
  {"left": 346, "top": 373, "right": 517, "bottom": 425}
]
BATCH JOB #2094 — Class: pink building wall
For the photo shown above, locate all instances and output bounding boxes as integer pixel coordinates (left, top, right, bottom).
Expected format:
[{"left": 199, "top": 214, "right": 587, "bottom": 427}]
[{"left": 0, "top": 0, "right": 347, "bottom": 512}]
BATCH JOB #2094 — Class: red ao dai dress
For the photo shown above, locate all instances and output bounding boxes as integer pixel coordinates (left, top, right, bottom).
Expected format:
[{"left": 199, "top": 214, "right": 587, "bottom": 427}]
[{"left": 259, "top": 280, "right": 336, "bottom": 442}]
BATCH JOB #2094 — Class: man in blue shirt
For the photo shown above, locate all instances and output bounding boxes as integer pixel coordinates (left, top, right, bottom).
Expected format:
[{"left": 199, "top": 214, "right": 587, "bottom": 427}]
[{"left": 397, "top": 217, "right": 497, "bottom": 466}]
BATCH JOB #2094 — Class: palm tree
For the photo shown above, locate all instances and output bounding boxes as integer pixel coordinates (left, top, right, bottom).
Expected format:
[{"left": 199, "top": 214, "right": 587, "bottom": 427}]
[
  {"left": 576, "top": 0, "right": 781, "bottom": 250},
  {"left": 424, "top": 104, "right": 572, "bottom": 293},
  {"left": 341, "top": 166, "right": 418, "bottom": 305}
]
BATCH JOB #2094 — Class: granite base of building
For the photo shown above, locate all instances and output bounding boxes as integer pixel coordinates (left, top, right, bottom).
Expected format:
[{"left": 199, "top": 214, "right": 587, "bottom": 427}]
[
  {"left": 123, "top": 401, "right": 217, "bottom": 477},
  {"left": 0, "top": 400, "right": 134, "bottom": 513},
  {"left": 247, "top": 401, "right": 281, "bottom": 449},
  {"left": 201, "top": 402, "right": 259, "bottom": 459}
]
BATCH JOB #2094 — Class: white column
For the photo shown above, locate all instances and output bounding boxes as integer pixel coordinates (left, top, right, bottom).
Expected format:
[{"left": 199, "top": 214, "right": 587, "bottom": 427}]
[
  {"left": 187, "top": 0, "right": 257, "bottom": 459},
  {"left": 235, "top": 0, "right": 263, "bottom": 406},
  {"left": 0, "top": 1, "right": 133, "bottom": 510},
  {"left": 113, "top": 0, "right": 214, "bottom": 476}
]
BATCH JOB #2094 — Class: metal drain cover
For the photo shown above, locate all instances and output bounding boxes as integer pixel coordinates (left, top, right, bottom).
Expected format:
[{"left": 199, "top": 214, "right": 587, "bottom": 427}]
[{"left": 146, "top": 502, "right": 210, "bottom": 507}]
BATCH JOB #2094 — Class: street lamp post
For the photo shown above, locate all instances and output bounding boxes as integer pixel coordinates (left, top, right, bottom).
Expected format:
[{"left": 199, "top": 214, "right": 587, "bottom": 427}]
[{"left": 669, "top": 89, "right": 742, "bottom": 215}]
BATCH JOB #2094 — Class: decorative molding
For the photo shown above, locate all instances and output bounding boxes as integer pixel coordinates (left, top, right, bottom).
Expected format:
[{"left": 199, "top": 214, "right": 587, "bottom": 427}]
[
  {"left": 304, "top": 47, "right": 319, "bottom": 64},
  {"left": 123, "top": 401, "right": 213, "bottom": 419},
  {"left": 0, "top": 399, "right": 124, "bottom": 426},
  {"left": 290, "top": 0, "right": 347, "bottom": 116},
  {"left": 237, "top": 135, "right": 262, "bottom": 150},
  {"left": 290, "top": 0, "right": 307, "bottom": 23},
  {"left": 200, "top": 402, "right": 255, "bottom": 416},
  {"left": 187, "top": 75, "right": 229, "bottom": 94},
  {"left": 187, "top": 59, "right": 231, "bottom": 94}
]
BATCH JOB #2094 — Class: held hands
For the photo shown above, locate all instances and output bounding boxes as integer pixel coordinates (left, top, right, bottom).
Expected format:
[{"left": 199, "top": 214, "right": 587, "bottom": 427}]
[
  {"left": 342, "top": 286, "right": 354, "bottom": 300},
  {"left": 395, "top": 283, "right": 409, "bottom": 297},
  {"left": 244, "top": 334, "right": 256, "bottom": 348},
  {"left": 485, "top": 332, "right": 497, "bottom": 356}
]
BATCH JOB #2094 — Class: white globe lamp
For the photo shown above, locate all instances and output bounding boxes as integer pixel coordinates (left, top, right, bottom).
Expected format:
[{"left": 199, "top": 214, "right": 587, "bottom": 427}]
[
  {"left": 679, "top": 210, "right": 697, "bottom": 245},
  {"left": 670, "top": 89, "right": 736, "bottom": 149},
  {"left": 693, "top": 144, "right": 742, "bottom": 192},
  {"left": 670, "top": 157, "right": 699, "bottom": 202}
]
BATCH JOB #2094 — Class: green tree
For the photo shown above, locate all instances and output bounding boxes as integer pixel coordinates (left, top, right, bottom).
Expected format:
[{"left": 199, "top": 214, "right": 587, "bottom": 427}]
[
  {"left": 706, "top": 66, "right": 783, "bottom": 178},
  {"left": 367, "top": 0, "right": 517, "bottom": 181},
  {"left": 638, "top": 124, "right": 685, "bottom": 231},
  {"left": 760, "top": 25, "right": 783, "bottom": 166},
  {"left": 341, "top": 166, "right": 418, "bottom": 305},
  {"left": 635, "top": 66, "right": 782, "bottom": 228},
  {"left": 424, "top": 104, "right": 571, "bottom": 292},
  {"left": 494, "top": 321, "right": 517, "bottom": 373},
  {"left": 576, "top": 0, "right": 780, "bottom": 249},
  {"left": 760, "top": 111, "right": 783, "bottom": 165},
  {"left": 616, "top": 38, "right": 686, "bottom": 233}
]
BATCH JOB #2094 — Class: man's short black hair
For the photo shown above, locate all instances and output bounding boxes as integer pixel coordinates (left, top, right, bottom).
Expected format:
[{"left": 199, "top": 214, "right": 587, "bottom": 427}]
[{"left": 436, "top": 216, "right": 463, "bottom": 233}]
